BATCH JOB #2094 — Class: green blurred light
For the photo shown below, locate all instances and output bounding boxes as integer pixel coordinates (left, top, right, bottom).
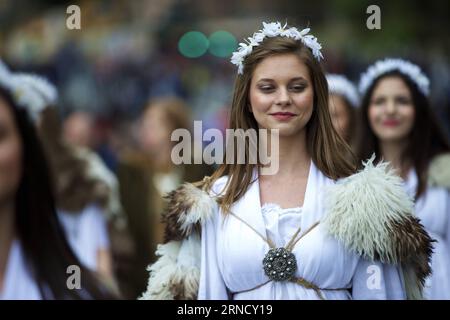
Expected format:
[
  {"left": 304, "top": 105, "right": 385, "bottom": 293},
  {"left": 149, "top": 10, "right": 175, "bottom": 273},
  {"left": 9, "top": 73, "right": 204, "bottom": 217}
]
[
  {"left": 208, "top": 31, "right": 237, "bottom": 58},
  {"left": 178, "top": 31, "right": 209, "bottom": 58}
]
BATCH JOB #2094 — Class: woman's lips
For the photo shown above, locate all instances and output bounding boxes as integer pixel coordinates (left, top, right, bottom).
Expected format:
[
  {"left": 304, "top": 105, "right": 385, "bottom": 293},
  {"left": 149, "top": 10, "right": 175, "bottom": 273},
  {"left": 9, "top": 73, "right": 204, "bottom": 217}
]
[
  {"left": 382, "top": 119, "right": 400, "bottom": 127},
  {"left": 270, "top": 112, "right": 296, "bottom": 121}
]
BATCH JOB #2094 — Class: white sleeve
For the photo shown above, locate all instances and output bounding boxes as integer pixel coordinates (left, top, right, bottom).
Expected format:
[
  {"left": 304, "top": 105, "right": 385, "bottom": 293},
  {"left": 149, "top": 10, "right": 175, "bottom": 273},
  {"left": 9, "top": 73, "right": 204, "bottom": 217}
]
[
  {"left": 351, "top": 258, "right": 406, "bottom": 300},
  {"left": 197, "top": 211, "right": 229, "bottom": 300},
  {"left": 445, "top": 191, "right": 450, "bottom": 250},
  {"left": 87, "top": 205, "right": 111, "bottom": 250}
]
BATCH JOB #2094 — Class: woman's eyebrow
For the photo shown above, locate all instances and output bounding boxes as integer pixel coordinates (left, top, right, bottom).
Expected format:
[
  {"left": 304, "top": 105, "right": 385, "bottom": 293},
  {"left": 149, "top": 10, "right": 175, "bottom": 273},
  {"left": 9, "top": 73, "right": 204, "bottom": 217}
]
[
  {"left": 290, "top": 77, "right": 307, "bottom": 82},
  {"left": 256, "top": 78, "right": 274, "bottom": 83},
  {"left": 256, "top": 76, "right": 307, "bottom": 83}
]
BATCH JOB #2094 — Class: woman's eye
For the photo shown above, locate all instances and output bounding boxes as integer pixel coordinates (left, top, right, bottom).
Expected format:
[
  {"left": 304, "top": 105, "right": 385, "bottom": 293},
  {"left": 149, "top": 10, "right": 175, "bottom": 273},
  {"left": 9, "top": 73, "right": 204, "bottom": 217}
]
[
  {"left": 396, "top": 97, "right": 411, "bottom": 105},
  {"left": 373, "top": 98, "right": 385, "bottom": 105},
  {"left": 259, "top": 86, "right": 274, "bottom": 92},
  {"left": 290, "top": 85, "right": 305, "bottom": 92}
]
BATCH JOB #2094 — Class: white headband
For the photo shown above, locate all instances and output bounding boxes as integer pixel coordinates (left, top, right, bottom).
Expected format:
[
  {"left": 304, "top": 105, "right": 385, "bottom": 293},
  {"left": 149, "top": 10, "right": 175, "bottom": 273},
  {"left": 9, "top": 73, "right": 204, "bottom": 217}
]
[
  {"left": 230, "top": 21, "right": 323, "bottom": 74},
  {"left": 326, "top": 74, "right": 360, "bottom": 108},
  {"left": 13, "top": 73, "right": 58, "bottom": 119},
  {"left": 0, "top": 59, "right": 57, "bottom": 120},
  {"left": 359, "top": 58, "right": 430, "bottom": 97}
]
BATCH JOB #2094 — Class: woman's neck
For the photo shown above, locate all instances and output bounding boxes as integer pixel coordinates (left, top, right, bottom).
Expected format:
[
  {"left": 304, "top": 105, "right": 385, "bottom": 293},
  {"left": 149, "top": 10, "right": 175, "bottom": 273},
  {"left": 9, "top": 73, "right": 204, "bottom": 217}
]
[
  {"left": 0, "top": 201, "right": 15, "bottom": 291},
  {"left": 379, "top": 139, "right": 410, "bottom": 178},
  {"left": 260, "top": 129, "right": 310, "bottom": 177},
  {"left": 147, "top": 146, "right": 175, "bottom": 173}
]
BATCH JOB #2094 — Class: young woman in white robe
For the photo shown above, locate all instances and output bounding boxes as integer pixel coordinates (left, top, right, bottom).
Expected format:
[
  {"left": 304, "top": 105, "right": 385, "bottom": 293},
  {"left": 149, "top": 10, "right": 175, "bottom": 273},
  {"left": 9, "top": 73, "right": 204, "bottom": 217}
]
[
  {"left": 140, "top": 23, "right": 433, "bottom": 300},
  {"left": 0, "top": 61, "right": 115, "bottom": 299},
  {"left": 356, "top": 58, "right": 450, "bottom": 299},
  {"left": 197, "top": 162, "right": 408, "bottom": 300},
  {"left": 7, "top": 72, "right": 118, "bottom": 289}
]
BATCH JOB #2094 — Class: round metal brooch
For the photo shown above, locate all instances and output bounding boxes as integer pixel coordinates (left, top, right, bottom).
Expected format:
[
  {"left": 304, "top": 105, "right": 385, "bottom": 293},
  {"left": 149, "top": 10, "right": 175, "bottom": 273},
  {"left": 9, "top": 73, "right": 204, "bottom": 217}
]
[{"left": 262, "top": 247, "right": 297, "bottom": 281}]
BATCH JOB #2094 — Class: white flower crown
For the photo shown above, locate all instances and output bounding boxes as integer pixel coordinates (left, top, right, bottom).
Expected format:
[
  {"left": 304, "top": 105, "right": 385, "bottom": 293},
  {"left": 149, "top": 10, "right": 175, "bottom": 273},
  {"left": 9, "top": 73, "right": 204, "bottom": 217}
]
[
  {"left": 230, "top": 21, "right": 324, "bottom": 74},
  {"left": 0, "top": 59, "right": 57, "bottom": 121},
  {"left": 326, "top": 74, "right": 360, "bottom": 108},
  {"left": 359, "top": 58, "right": 430, "bottom": 97},
  {"left": 13, "top": 73, "right": 58, "bottom": 120}
]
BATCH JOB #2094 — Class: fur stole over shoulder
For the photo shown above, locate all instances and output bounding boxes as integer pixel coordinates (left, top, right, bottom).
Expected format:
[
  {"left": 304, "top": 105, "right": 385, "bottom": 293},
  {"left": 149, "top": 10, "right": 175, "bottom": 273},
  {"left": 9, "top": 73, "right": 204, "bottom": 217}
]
[
  {"left": 139, "top": 182, "right": 216, "bottom": 300},
  {"left": 323, "top": 155, "right": 434, "bottom": 300}
]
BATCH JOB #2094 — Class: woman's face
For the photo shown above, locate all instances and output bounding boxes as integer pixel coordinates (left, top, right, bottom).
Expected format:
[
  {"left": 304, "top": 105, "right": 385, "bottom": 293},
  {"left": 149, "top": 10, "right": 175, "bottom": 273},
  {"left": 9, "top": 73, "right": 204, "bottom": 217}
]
[
  {"left": 328, "top": 94, "right": 351, "bottom": 140},
  {"left": 0, "top": 96, "right": 23, "bottom": 205},
  {"left": 139, "top": 105, "right": 173, "bottom": 153},
  {"left": 368, "top": 76, "right": 415, "bottom": 143},
  {"left": 249, "top": 53, "right": 314, "bottom": 138}
]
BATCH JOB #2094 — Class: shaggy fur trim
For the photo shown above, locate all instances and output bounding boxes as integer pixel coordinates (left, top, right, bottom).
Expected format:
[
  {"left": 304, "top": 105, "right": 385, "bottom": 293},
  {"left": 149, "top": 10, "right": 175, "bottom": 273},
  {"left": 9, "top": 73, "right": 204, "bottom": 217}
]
[
  {"left": 323, "top": 155, "right": 434, "bottom": 299},
  {"left": 428, "top": 153, "right": 450, "bottom": 190},
  {"left": 162, "top": 183, "right": 217, "bottom": 242},
  {"left": 139, "top": 234, "right": 201, "bottom": 300}
]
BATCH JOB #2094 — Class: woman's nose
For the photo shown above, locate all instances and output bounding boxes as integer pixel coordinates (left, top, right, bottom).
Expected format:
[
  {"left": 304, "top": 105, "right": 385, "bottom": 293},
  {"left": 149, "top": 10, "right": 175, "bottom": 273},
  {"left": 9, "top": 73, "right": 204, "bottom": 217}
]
[{"left": 275, "top": 88, "right": 292, "bottom": 106}]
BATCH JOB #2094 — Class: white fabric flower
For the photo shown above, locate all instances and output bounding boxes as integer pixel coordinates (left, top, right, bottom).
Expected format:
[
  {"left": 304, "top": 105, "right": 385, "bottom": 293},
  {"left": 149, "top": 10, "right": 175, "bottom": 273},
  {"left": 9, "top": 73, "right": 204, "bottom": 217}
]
[
  {"left": 262, "top": 22, "right": 282, "bottom": 37},
  {"left": 252, "top": 32, "right": 265, "bottom": 43},
  {"left": 281, "top": 27, "right": 299, "bottom": 38}
]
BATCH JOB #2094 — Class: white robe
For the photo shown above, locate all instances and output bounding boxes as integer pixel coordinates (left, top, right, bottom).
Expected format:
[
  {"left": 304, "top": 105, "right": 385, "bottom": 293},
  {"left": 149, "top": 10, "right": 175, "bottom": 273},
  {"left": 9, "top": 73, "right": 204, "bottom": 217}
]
[
  {"left": 404, "top": 170, "right": 450, "bottom": 299},
  {"left": 58, "top": 204, "right": 110, "bottom": 271},
  {"left": 0, "top": 240, "right": 42, "bottom": 300},
  {"left": 198, "top": 162, "right": 406, "bottom": 300}
]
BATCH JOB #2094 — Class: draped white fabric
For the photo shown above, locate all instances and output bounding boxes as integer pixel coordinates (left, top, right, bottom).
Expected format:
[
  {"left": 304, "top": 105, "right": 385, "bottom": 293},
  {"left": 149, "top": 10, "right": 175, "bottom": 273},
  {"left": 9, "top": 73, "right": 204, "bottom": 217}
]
[
  {"left": 58, "top": 204, "right": 110, "bottom": 271},
  {"left": 0, "top": 240, "right": 41, "bottom": 300},
  {"left": 198, "top": 162, "right": 406, "bottom": 300}
]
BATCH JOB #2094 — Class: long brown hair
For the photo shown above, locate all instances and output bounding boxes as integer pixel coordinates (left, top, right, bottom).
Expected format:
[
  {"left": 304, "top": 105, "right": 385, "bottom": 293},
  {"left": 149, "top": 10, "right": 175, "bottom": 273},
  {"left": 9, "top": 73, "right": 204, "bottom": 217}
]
[
  {"left": 356, "top": 70, "right": 450, "bottom": 199},
  {"left": 202, "top": 35, "right": 357, "bottom": 213}
]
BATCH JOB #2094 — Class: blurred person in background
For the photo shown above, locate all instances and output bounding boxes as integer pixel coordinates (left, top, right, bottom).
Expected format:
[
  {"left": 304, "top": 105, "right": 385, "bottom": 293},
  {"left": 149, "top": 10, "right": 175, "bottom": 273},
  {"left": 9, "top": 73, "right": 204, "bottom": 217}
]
[
  {"left": 63, "top": 111, "right": 95, "bottom": 150},
  {"left": 63, "top": 112, "right": 118, "bottom": 173},
  {"left": 118, "top": 96, "right": 213, "bottom": 298},
  {"left": 7, "top": 69, "right": 122, "bottom": 295},
  {"left": 326, "top": 74, "right": 360, "bottom": 146},
  {"left": 0, "top": 61, "right": 116, "bottom": 300},
  {"left": 356, "top": 58, "right": 450, "bottom": 299}
]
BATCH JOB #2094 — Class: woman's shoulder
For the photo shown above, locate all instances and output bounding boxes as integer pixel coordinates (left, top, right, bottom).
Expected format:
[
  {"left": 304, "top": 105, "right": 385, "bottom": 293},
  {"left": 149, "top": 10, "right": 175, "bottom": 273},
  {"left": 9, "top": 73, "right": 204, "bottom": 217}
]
[
  {"left": 428, "top": 152, "right": 450, "bottom": 190},
  {"left": 322, "top": 155, "right": 433, "bottom": 299},
  {"left": 140, "top": 176, "right": 225, "bottom": 300},
  {"left": 162, "top": 176, "right": 226, "bottom": 243}
]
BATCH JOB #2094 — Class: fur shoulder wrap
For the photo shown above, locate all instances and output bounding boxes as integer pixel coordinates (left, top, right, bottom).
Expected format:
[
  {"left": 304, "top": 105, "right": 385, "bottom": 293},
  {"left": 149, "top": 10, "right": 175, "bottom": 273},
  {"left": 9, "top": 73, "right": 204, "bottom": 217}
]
[
  {"left": 139, "top": 182, "right": 217, "bottom": 300},
  {"left": 322, "top": 156, "right": 433, "bottom": 300},
  {"left": 140, "top": 158, "right": 433, "bottom": 300}
]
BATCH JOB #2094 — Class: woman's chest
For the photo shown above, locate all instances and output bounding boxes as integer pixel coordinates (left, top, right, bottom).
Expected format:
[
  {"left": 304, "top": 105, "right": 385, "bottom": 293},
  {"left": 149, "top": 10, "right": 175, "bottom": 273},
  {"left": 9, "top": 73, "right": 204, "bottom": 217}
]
[{"left": 216, "top": 216, "right": 358, "bottom": 286}]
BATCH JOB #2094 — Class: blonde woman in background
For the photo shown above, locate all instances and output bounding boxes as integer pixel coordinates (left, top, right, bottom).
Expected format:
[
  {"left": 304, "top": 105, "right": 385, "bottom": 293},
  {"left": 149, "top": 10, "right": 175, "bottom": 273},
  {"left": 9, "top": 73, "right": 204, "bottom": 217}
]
[
  {"left": 326, "top": 74, "right": 360, "bottom": 145},
  {"left": 118, "top": 97, "right": 213, "bottom": 298}
]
